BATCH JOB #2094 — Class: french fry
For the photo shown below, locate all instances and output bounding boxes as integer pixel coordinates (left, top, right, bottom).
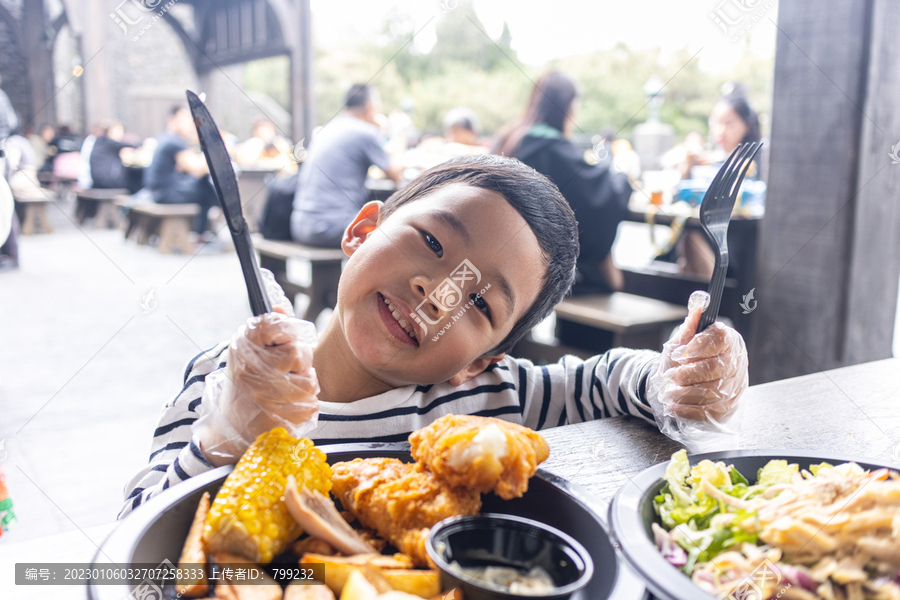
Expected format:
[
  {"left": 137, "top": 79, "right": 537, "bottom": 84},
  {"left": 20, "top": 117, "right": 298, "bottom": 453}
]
[
  {"left": 176, "top": 491, "right": 210, "bottom": 598},
  {"left": 381, "top": 570, "right": 441, "bottom": 598},
  {"left": 312, "top": 564, "right": 393, "bottom": 596},
  {"left": 339, "top": 569, "right": 379, "bottom": 600},
  {"left": 285, "top": 580, "right": 336, "bottom": 600},
  {"left": 299, "top": 552, "right": 439, "bottom": 597},
  {"left": 301, "top": 553, "right": 417, "bottom": 596},
  {"left": 301, "top": 553, "right": 414, "bottom": 569},
  {"left": 212, "top": 552, "right": 283, "bottom": 600}
]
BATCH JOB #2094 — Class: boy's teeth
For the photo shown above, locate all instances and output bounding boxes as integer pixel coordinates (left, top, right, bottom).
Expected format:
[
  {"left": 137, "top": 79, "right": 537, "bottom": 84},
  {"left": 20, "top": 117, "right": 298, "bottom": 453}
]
[{"left": 382, "top": 294, "right": 416, "bottom": 339}]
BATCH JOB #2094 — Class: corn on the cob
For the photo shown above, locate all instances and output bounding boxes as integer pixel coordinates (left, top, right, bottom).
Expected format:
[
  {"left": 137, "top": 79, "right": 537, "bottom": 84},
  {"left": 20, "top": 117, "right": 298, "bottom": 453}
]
[{"left": 203, "top": 427, "right": 332, "bottom": 564}]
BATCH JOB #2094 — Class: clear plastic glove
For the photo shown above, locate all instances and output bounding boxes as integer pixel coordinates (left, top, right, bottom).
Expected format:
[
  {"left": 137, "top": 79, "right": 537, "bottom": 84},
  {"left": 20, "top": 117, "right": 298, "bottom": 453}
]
[
  {"left": 192, "top": 270, "right": 320, "bottom": 466},
  {"left": 648, "top": 291, "right": 749, "bottom": 452}
]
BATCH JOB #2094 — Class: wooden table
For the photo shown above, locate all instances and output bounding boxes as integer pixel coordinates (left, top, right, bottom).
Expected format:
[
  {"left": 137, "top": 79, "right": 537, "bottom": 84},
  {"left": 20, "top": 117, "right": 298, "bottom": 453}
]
[{"left": 538, "top": 357, "right": 900, "bottom": 515}]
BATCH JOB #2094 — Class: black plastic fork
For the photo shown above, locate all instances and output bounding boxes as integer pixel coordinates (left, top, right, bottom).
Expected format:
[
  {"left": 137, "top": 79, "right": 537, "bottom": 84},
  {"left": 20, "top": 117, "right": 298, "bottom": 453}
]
[{"left": 697, "top": 141, "right": 763, "bottom": 332}]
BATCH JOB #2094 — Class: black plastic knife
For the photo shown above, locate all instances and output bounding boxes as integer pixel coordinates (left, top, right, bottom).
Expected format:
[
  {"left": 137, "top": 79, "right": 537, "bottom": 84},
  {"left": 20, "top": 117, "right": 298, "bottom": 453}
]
[{"left": 186, "top": 90, "right": 272, "bottom": 316}]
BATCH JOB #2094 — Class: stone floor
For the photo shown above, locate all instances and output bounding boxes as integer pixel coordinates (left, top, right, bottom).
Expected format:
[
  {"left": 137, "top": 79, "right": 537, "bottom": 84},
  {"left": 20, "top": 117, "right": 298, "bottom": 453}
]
[
  {"left": 0, "top": 191, "right": 678, "bottom": 599},
  {"left": 0, "top": 195, "right": 252, "bottom": 599}
]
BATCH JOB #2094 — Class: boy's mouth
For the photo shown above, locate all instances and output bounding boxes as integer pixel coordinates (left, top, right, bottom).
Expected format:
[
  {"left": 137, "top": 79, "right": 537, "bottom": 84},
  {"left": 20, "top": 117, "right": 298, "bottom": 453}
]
[{"left": 376, "top": 292, "right": 419, "bottom": 347}]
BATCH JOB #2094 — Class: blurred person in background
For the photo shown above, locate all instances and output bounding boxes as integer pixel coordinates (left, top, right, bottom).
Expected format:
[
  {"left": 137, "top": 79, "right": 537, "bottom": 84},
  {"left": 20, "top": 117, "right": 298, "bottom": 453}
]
[
  {"left": 662, "top": 85, "right": 762, "bottom": 277},
  {"left": 235, "top": 117, "right": 292, "bottom": 167},
  {"left": 49, "top": 125, "right": 81, "bottom": 154},
  {"left": 23, "top": 125, "right": 46, "bottom": 170},
  {"left": 144, "top": 105, "right": 219, "bottom": 235},
  {"left": 77, "top": 125, "right": 99, "bottom": 189},
  {"left": 411, "top": 107, "right": 488, "bottom": 172},
  {"left": 709, "top": 88, "right": 762, "bottom": 172},
  {"left": 443, "top": 107, "right": 485, "bottom": 148},
  {"left": 76, "top": 120, "right": 138, "bottom": 218},
  {"left": 0, "top": 138, "right": 17, "bottom": 270},
  {"left": 46, "top": 124, "right": 81, "bottom": 180},
  {"left": 290, "top": 83, "right": 402, "bottom": 248},
  {"left": 384, "top": 98, "right": 418, "bottom": 155},
  {"left": 35, "top": 125, "right": 55, "bottom": 171},
  {"left": 1, "top": 134, "right": 42, "bottom": 269},
  {"left": 90, "top": 120, "right": 137, "bottom": 190},
  {"left": 494, "top": 70, "right": 631, "bottom": 295},
  {"left": 666, "top": 84, "right": 761, "bottom": 181}
]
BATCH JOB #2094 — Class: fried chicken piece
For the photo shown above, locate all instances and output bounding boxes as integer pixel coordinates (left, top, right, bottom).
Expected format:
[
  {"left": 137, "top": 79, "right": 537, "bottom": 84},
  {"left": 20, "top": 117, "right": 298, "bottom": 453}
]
[
  {"left": 409, "top": 414, "right": 549, "bottom": 500},
  {"left": 331, "top": 458, "right": 481, "bottom": 566}
]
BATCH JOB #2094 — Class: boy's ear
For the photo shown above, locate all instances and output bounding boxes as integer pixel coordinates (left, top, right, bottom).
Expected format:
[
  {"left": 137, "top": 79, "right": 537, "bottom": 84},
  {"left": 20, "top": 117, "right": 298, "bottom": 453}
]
[
  {"left": 448, "top": 354, "right": 506, "bottom": 387},
  {"left": 341, "top": 201, "right": 383, "bottom": 256}
]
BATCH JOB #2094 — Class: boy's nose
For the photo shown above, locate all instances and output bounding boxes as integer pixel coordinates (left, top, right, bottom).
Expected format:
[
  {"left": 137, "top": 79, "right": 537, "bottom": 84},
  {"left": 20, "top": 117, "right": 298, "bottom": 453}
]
[{"left": 410, "top": 274, "right": 449, "bottom": 321}]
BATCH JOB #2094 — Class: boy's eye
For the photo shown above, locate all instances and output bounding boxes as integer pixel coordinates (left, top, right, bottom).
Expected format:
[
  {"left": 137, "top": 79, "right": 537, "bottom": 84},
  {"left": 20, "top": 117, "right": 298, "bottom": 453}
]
[
  {"left": 471, "top": 293, "right": 490, "bottom": 318},
  {"left": 422, "top": 232, "right": 443, "bottom": 257}
]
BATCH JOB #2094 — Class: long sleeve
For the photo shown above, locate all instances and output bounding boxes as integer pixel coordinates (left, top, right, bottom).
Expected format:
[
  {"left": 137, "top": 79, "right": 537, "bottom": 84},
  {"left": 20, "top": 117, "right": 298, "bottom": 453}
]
[
  {"left": 118, "top": 342, "right": 229, "bottom": 519},
  {"left": 508, "top": 348, "right": 660, "bottom": 431},
  {"left": 120, "top": 343, "right": 661, "bottom": 518}
]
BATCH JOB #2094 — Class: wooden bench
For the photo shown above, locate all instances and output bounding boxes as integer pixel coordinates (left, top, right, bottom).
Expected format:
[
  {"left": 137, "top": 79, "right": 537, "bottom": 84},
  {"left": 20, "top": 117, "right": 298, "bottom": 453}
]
[
  {"left": 125, "top": 202, "right": 199, "bottom": 254},
  {"left": 253, "top": 237, "right": 346, "bottom": 321},
  {"left": 513, "top": 292, "right": 688, "bottom": 363},
  {"left": 74, "top": 188, "right": 130, "bottom": 228},
  {"left": 14, "top": 194, "right": 56, "bottom": 235}
]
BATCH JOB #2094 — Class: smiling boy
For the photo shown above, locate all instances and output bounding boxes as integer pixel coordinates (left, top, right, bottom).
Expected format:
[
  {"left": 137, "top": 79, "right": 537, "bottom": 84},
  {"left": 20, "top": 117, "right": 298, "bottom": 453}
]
[{"left": 120, "top": 156, "right": 747, "bottom": 518}]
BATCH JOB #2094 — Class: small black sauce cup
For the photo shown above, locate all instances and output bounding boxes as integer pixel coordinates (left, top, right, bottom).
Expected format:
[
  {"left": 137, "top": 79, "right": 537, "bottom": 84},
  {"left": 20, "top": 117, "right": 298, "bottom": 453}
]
[{"left": 425, "top": 513, "right": 594, "bottom": 600}]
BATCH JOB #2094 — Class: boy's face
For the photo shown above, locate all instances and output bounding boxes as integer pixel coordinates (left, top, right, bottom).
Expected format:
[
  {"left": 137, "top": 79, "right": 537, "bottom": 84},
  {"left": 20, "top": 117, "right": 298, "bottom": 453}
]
[{"left": 337, "top": 183, "right": 546, "bottom": 387}]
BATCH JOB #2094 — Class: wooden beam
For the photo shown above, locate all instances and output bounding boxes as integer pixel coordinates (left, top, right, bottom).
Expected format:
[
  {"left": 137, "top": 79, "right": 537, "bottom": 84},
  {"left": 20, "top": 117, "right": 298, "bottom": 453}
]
[
  {"left": 161, "top": 12, "right": 202, "bottom": 75},
  {"left": 20, "top": 0, "right": 57, "bottom": 130},
  {"left": 843, "top": 0, "right": 900, "bottom": 364},
  {"left": 750, "top": 0, "right": 900, "bottom": 383}
]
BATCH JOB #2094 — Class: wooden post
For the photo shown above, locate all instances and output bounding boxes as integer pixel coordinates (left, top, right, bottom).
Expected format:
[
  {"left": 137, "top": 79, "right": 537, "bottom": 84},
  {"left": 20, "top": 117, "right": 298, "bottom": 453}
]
[
  {"left": 77, "top": 0, "right": 113, "bottom": 131},
  {"left": 290, "top": 0, "right": 314, "bottom": 143},
  {"left": 750, "top": 0, "right": 900, "bottom": 383},
  {"left": 20, "top": 0, "right": 56, "bottom": 128}
]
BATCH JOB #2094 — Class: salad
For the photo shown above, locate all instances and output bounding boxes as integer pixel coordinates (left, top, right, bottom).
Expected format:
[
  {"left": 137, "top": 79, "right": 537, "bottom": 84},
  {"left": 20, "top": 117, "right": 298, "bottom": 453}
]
[{"left": 652, "top": 450, "right": 900, "bottom": 600}]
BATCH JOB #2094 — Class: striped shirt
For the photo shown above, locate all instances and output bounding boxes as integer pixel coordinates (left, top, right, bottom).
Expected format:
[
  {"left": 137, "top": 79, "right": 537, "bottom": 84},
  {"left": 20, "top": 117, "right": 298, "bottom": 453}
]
[{"left": 119, "top": 342, "right": 659, "bottom": 519}]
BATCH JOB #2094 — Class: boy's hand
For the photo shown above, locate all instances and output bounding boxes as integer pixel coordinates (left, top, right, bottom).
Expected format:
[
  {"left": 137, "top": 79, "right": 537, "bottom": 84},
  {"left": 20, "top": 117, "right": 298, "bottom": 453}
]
[
  {"left": 194, "top": 305, "right": 320, "bottom": 466},
  {"left": 652, "top": 302, "right": 748, "bottom": 423},
  {"left": 227, "top": 308, "right": 319, "bottom": 437}
]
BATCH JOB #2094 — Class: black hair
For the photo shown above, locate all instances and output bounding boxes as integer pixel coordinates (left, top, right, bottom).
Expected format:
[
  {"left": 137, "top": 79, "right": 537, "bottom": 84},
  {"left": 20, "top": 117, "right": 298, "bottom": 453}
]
[
  {"left": 443, "top": 107, "right": 481, "bottom": 136},
  {"left": 168, "top": 104, "right": 188, "bottom": 117},
  {"left": 494, "top": 71, "right": 580, "bottom": 157},
  {"left": 345, "top": 84, "right": 372, "bottom": 110},
  {"left": 378, "top": 154, "right": 579, "bottom": 356},
  {"left": 717, "top": 92, "right": 761, "bottom": 145}
]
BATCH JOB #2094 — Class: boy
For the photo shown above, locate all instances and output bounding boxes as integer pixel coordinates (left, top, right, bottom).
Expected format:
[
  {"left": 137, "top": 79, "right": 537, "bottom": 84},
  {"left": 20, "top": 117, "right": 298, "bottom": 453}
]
[{"left": 120, "top": 155, "right": 746, "bottom": 518}]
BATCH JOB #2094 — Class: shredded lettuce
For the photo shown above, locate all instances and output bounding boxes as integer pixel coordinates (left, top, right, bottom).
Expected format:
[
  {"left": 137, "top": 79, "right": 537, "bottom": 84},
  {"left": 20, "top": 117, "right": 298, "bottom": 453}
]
[
  {"left": 729, "top": 466, "right": 749, "bottom": 486},
  {"left": 809, "top": 462, "right": 834, "bottom": 476},
  {"left": 690, "top": 460, "right": 733, "bottom": 497},
  {"left": 756, "top": 460, "right": 799, "bottom": 486},
  {"left": 653, "top": 452, "right": 795, "bottom": 576},
  {"left": 662, "top": 449, "right": 693, "bottom": 506}
]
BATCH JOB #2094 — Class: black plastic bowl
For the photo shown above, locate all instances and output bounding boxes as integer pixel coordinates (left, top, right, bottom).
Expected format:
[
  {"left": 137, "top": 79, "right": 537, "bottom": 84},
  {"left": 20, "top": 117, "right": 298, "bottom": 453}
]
[
  {"left": 426, "top": 513, "right": 593, "bottom": 600},
  {"left": 608, "top": 449, "right": 895, "bottom": 600},
  {"left": 90, "top": 443, "right": 647, "bottom": 600}
]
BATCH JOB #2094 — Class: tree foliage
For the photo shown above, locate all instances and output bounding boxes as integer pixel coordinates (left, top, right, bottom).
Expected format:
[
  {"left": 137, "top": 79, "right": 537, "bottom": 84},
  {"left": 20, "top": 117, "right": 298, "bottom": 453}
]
[{"left": 248, "top": 0, "right": 773, "bottom": 140}]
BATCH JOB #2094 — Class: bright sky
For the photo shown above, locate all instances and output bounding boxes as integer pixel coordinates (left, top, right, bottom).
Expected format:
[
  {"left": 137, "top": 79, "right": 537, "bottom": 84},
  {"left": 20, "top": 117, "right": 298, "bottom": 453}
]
[{"left": 309, "top": 0, "right": 779, "bottom": 73}]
